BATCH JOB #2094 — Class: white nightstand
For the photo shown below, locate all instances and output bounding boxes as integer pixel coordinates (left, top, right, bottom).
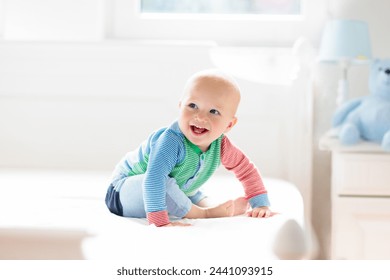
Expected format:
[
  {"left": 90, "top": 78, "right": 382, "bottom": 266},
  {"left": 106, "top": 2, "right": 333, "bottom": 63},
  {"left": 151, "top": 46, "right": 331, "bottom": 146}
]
[{"left": 320, "top": 131, "right": 390, "bottom": 259}]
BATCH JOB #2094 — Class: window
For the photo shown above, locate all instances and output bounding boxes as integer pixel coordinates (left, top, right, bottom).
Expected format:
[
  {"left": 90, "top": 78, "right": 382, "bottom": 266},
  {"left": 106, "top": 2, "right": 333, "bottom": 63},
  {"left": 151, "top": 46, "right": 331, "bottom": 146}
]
[
  {"left": 140, "top": 0, "right": 301, "bottom": 16},
  {"left": 110, "top": 0, "right": 327, "bottom": 45}
]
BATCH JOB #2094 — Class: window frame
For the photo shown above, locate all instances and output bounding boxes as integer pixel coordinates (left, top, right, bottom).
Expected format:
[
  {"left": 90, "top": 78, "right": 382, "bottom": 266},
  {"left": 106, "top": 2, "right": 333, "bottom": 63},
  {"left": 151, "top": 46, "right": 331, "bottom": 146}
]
[{"left": 109, "top": 0, "right": 328, "bottom": 45}]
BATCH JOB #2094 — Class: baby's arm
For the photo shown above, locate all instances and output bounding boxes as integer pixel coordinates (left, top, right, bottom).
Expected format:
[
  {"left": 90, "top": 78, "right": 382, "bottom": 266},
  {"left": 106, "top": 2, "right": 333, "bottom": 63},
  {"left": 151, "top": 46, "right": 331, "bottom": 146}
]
[
  {"left": 221, "top": 136, "right": 271, "bottom": 217},
  {"left": 143, "top": 131, "right": 183, "bottom": 227}
]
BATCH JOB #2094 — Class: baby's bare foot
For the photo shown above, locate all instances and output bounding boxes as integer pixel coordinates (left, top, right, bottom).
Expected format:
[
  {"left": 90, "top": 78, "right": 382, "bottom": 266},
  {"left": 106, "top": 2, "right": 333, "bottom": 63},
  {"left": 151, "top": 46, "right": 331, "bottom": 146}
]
[
  {"left": 205, "top": 200, "right": 234, "bottom": 218},
  {"left": 232, "top": 197, "right": 250, "bottom": 216}
]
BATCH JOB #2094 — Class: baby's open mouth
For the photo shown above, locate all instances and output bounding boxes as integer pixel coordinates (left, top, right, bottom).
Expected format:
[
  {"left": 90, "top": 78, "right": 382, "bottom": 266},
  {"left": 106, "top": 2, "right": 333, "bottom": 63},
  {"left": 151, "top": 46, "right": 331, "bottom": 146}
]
[{"left": 190, "top": 125, "right": 209, "bottom": 135}]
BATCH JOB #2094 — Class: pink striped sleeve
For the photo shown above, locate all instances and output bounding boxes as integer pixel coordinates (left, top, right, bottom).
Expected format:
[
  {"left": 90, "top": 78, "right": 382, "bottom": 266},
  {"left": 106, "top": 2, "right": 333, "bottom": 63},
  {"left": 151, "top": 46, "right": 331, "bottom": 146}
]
[
  {"left": 221, "top": 136, "right": 267, "bottom": 199},
  {"left": 147, "top": 210, "right": 170, "bottom": 227}
]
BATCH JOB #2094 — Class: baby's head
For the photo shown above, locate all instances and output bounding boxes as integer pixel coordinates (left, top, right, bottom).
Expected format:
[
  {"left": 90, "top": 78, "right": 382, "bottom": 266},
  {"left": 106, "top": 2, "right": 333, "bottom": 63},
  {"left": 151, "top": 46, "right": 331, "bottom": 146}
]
[{"left": 178, "top": 69, "right": 241, "bottom": 152}]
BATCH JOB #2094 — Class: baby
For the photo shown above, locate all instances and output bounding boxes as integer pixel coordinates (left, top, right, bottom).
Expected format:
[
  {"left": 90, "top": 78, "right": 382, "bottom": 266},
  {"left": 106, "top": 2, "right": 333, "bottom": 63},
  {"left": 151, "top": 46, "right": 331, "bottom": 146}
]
[{"left": 105, "top": 69, "right": 271, "bottom": 227}]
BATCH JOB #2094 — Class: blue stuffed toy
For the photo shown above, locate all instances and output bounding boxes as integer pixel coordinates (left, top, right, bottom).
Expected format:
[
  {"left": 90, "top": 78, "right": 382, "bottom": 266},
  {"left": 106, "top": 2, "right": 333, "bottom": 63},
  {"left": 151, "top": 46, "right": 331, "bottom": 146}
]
[{"left": 332, "top": 58, "right": 390, "bottom": 151}]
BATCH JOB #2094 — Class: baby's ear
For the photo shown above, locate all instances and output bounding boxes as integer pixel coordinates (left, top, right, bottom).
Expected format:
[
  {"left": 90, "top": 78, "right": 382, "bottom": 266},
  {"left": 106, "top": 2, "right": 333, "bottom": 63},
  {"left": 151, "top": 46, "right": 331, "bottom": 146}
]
[{"left": 224, "top": 117, "right": 238, "bottom": 133}]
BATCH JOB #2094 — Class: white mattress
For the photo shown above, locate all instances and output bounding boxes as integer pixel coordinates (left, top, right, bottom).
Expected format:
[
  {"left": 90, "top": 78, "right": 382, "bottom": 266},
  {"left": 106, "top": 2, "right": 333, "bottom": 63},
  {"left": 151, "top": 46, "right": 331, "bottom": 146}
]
[{"left": 0, "top": 169, "right": 308, "bottom": 260}]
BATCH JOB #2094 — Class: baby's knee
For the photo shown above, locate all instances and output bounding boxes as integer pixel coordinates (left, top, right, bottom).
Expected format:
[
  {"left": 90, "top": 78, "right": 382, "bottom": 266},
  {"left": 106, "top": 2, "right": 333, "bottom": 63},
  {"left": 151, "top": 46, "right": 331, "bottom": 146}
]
[{"left": 105, "top": 184, "right": 123, "bottom": 216}]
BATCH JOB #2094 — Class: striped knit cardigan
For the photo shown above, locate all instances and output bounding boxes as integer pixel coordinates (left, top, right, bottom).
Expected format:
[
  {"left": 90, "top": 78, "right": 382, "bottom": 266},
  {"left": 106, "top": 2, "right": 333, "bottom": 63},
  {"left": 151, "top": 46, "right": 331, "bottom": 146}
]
[{"left": 111, "top": 121, "right": 270, "bottom": 226}]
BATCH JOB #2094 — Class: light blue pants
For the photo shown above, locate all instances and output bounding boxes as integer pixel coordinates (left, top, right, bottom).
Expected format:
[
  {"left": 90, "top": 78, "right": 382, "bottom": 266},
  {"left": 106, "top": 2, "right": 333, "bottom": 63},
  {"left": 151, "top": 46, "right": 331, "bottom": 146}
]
[{"left": 106, "top": 174, "right": 205, "bottom": 219}]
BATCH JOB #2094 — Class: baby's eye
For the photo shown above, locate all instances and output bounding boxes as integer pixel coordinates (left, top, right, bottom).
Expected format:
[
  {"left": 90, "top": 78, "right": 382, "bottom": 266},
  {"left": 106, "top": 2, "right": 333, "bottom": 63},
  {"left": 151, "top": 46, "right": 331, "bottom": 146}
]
[
  {"left": 188, "top": 103, "right": 198, "bottom": 109},
  {"left": 210, "top": 109, "right": 220, "bottom": 115}
]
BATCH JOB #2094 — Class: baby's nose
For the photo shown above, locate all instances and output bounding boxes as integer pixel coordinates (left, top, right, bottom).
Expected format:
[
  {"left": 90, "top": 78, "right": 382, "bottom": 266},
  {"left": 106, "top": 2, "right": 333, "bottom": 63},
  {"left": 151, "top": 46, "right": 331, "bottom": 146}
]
[
  {"left": 195, "top": 111, "right": 208, "bottom": 121},
  {"left": 385, "top": 68, "right": 390, "bottom": 75}
]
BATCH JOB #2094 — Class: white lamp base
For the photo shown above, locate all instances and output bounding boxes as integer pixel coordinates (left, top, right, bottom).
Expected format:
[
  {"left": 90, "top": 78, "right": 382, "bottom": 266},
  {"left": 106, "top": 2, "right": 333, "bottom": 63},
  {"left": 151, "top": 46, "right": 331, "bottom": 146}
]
[{"left": 336, "top": 78, "right": 348, "bottom": 107}]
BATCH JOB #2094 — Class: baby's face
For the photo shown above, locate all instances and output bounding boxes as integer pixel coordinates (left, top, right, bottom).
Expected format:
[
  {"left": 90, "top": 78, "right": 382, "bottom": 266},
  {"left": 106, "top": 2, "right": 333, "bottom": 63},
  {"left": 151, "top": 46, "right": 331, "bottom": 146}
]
[{"left": 178, "top": 75, "right": 240, "bottom": 152}]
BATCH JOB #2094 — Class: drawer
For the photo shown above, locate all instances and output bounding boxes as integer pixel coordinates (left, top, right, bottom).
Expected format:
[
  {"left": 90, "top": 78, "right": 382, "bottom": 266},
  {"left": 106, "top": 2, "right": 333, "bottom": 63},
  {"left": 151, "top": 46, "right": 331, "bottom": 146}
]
[
  {"left": 332, "top": 152, "right": 390, "bottom": 196},
  {"left": 332, "top": 196, "right": 390, "bottom": 259}
]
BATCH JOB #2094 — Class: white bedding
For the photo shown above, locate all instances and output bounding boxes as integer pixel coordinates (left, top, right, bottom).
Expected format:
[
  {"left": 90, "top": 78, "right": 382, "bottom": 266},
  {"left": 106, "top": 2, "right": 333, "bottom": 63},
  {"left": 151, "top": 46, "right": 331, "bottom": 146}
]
[{"left": 0, "top": 169, "right": 308, "bottom": 260}]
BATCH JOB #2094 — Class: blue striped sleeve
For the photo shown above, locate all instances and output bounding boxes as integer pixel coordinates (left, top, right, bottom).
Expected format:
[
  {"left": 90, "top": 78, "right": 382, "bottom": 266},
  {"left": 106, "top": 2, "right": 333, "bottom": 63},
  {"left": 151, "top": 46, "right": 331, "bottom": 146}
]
[
  {"left": 248, "top": 193, "right": 271, "bottom": 208},
  {"left": 143, "top": 129, "right": 184, "bottom": 213}
]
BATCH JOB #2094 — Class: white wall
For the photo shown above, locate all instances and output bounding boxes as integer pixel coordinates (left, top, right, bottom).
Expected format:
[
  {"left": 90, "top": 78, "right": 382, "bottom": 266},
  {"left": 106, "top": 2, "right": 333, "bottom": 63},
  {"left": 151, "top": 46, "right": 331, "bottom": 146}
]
[
  {"left": 0, "top": 41, "right": 302, "bottom": 182},
  {"left": 0, "top": 41, "right": 209, "bottom": 169}
]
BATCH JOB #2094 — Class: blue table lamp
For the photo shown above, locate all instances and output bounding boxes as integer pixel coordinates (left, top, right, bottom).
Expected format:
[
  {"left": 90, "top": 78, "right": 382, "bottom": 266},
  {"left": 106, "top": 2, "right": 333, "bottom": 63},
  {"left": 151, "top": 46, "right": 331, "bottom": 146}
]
[{"left": 318, "top": 19, "right": 372, "bottom": 106}]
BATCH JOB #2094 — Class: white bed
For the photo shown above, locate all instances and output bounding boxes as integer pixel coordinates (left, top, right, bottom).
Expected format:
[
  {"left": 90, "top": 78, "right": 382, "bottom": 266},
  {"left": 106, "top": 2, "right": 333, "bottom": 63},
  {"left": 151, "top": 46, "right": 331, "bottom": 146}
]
[
  {"left": 0, "top": 41, "right": 315, "bottom": 261},
  {"left": 0, "top": 169, "right": 311, "bottom": 260}
]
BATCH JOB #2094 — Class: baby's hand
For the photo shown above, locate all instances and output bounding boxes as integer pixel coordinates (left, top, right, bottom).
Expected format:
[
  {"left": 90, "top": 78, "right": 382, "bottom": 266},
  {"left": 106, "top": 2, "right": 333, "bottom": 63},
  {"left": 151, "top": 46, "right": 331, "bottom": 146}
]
[{"left": 247, "top": 206, "right": 272, "bottom": 218}]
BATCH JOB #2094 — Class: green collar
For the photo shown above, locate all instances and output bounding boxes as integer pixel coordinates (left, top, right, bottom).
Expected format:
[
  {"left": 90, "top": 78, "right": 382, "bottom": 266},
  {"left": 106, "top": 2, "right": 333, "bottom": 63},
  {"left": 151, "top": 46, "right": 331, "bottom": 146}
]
[{"left": 185, "top": 138, "right": 203, "bottom": 155}]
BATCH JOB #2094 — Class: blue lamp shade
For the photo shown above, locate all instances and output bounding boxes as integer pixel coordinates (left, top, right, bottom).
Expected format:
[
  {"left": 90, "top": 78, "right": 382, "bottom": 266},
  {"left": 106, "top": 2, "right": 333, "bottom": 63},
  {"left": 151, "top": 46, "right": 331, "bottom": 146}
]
[{"left": 318, "top": 19, "right": 372, "bottom": 63}]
